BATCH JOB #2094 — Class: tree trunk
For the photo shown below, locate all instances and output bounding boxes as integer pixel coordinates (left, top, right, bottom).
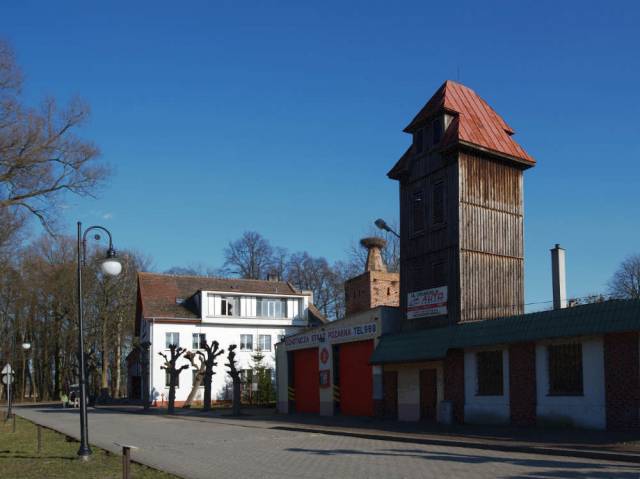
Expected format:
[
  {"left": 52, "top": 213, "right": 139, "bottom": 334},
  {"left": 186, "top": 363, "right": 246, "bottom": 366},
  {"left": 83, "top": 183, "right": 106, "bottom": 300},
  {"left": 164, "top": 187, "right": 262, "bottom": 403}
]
[
  {"left": 232, "top": 379, "right": 241, "bottom": 416},
  {"left": 168, "top": 373, "right": 176, "bottom": 414},
  {"left": 101, "top": 315, "right": 109, "bottom": 391},
  {"left": 203, "top": 367, "right": 213, "bottom": 411},
  {"left": 183, "top": 369, "right": 204, "bottom": 408}
]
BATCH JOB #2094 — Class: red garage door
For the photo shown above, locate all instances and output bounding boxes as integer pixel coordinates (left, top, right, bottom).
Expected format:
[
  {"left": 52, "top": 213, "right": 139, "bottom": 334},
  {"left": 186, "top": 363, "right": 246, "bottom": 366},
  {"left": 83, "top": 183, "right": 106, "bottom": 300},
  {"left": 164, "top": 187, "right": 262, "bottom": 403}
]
[
  {"left": 339, "top": 340, "right": 374, "bottom": 416},
  {"left": 293, "top": 348, "right": 319, "bottom": 414}
]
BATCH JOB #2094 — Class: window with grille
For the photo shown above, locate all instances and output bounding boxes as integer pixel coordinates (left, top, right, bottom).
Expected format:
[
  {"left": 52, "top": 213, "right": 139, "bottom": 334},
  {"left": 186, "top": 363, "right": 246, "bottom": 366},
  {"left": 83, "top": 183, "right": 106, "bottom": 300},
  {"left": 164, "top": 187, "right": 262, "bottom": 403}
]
[
  {"left": 476, "top": 350, "right": 504, "bottom": 396},
  {"left": 432, "top": 261, "right": 446, "bottom": 287},
  {"left": 412, "top": 189, "right": 425, "bottom": 234},
  {"left": 432, "top": 182, "right": 445, "bottom": 225},
  {"left": 192, "top": 333, "right": 206, "bottom": 349},
  {"left": 548, "top": 343, "right": 583, "bottom": 395}
]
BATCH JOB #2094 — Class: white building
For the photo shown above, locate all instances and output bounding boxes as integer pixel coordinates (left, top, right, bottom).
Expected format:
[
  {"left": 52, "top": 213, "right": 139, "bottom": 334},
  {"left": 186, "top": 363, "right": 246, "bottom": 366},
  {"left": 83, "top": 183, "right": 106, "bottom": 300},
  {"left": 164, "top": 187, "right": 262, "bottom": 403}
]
[{"left": 129, "top": 272, "right": 325, "bottom": 405}]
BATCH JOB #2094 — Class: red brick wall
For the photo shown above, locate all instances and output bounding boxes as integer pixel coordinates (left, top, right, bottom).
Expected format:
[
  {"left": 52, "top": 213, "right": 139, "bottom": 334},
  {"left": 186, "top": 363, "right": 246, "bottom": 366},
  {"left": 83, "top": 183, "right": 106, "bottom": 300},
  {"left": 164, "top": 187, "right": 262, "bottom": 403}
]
[
  {"left": 444, "top": 349, "right": 465, "bottom": 423},
  {"left": 509, "top": 342, "right": 536, "bottom": 426},
  {"left": 345, "top": 271, "right": 399, "bottom": 315},
  {"left": 604, "top": 332, "right": 640, "bottom": 430}
]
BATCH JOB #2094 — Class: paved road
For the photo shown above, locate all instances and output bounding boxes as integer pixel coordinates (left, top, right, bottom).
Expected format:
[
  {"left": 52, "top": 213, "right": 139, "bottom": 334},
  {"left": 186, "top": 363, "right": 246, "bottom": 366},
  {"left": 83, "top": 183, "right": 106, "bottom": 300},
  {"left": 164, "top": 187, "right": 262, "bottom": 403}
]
[{"left": 15, "top": 407, "right": 639, "bottom": 479}]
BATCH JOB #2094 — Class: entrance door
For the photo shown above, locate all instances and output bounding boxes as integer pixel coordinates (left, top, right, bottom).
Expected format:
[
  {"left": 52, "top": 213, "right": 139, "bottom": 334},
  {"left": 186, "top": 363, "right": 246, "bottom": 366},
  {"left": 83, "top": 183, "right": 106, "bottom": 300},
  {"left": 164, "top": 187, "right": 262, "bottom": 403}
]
[
  {"left": 420, "top": 369, "right": 438, "bottom": 422},
  {"left": 339, "top": 340, "right": 374, "bottom": 416},
  {"left": 293, "top": 348, "right": 319, "bottom": 414},
  {"left": 383, "top": 370, "right": 398, "bottom": 419}
]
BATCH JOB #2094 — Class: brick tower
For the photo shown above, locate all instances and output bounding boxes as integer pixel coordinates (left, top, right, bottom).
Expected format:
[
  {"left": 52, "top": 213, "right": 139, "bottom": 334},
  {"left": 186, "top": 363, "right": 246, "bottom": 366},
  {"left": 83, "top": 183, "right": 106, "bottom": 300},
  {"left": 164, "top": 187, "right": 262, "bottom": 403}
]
[{"left": 344, "top": 237, "right": 400, "bottom": 315}]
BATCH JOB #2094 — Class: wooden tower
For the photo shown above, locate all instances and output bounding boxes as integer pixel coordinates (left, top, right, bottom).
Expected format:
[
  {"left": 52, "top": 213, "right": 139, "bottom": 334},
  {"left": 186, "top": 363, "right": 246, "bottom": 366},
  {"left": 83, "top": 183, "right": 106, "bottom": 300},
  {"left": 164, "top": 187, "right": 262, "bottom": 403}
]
[{"left": 388, "top": 81, "right": 535, "bottom": 328}]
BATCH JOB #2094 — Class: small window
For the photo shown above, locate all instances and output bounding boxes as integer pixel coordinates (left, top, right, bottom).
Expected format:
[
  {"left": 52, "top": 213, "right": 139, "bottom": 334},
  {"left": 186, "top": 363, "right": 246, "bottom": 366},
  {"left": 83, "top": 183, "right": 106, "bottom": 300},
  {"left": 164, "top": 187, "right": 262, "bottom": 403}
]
[
  {"left": 258, "top": 335, "right": 272, "bottom": 351},
  {"left": 476, "top": 350, "right": 503, "bottom": 396},
  {"left": 165, "top": 332, "right": 179, "bottom": 349},
  {"left": 414, "top": 129, "right": 423, "bottom": 153},
  {"left": 192, "top": 333, "right": 206, "bottom": 349},
  {"left": 432, "top": 182, "right": 445, "bottom": 225},
  {"left": 412, "top": 190, "right": 425, "bottom": 234},
  {"left": 432, "top": 118, "right": 443, "bottom": 144},
  {"left": 165, "top": 371, "right": 178, "bottom": 388},
  {"left": 432, "top": 261, "right": 446, "bottom": 287},
  {"left": 221, "top": 296, "right": 239, "bottom": 316},
  {"left": 192, "top": 370, "right": 203, "bottom": 387},
  {"left": 548, "top": 343, "right": 583, "bottom": 395},
  {"left": 240, "top": 334, "right": 253, "bottom": 351}
]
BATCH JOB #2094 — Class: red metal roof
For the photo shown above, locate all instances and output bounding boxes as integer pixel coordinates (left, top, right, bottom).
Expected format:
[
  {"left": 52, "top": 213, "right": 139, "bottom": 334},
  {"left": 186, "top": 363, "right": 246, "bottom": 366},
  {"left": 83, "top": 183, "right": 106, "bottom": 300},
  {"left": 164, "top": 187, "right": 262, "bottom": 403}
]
[{"left": 404, "top": 80, "right": 534, "bottom": 165}]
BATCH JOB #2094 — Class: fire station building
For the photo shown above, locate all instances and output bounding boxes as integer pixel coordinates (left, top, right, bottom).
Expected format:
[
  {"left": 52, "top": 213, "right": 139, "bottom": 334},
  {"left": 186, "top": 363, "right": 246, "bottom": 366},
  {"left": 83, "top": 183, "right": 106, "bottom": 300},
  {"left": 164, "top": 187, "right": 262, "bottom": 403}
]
[{"left": 276, "top": 80, "right": 640, "bottom": 430}]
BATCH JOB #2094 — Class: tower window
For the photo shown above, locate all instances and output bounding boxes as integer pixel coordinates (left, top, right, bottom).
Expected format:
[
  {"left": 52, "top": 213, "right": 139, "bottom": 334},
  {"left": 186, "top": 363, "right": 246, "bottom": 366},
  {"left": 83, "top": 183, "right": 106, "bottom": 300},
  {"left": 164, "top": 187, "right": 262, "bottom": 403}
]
[
  {"left": 414, "top": 129, "right": 423, "bottom": 154},
  {"left": 412, "top": 190, "right": 425, "bottom": 234},
  {"left": 432, "top": 182, "right": 445, "bottom": 225},
  {"left": 433, "top": 117, "right": 443, "bottom": 144}
]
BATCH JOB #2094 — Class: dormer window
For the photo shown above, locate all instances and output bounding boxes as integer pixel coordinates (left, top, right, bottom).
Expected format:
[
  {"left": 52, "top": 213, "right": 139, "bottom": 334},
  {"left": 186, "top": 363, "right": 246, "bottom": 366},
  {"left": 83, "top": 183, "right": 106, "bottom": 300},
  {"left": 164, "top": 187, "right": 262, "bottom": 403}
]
[
  {"left": 220, "top": 296, "right": 239, "bottom": 316},
  {"left": 414, "top": 129, "right": 423, "bottom": 154}
]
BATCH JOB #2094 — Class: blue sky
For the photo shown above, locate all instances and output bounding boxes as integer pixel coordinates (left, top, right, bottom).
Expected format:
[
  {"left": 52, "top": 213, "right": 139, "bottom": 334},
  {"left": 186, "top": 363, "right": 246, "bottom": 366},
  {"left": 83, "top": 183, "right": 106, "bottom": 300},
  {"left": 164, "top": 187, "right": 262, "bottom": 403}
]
[{"left": 3, "top": 1, "right": 639, "bottom": 308}]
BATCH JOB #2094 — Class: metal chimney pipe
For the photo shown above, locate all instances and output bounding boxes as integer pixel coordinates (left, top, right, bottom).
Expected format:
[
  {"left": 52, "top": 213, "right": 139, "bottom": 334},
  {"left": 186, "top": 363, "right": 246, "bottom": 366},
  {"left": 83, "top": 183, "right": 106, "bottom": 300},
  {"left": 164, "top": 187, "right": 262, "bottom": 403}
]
[{"left": 550, "top": 244, "right": 567, "bottom": 309}]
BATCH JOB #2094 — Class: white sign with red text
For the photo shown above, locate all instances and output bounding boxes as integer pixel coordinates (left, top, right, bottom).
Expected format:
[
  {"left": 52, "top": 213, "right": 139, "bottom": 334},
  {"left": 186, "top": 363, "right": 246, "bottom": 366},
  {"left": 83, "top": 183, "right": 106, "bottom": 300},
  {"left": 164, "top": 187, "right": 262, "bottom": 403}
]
[{"left": 407, "top": 286, "right": 448, "bottom": 319}]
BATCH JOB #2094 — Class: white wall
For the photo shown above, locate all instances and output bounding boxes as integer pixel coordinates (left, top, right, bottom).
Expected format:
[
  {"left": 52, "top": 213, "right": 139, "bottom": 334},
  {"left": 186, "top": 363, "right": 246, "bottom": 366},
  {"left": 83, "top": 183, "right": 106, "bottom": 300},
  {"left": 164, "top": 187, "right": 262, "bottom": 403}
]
[
  {"left": 464, "top": 348, "right": 510, "bottom": 424},
  {"left": 536, "top": 337, "right": 605, "bottom": 429},
  {"left": 149, "top": 321, "right": 301, "bottom": 403}
]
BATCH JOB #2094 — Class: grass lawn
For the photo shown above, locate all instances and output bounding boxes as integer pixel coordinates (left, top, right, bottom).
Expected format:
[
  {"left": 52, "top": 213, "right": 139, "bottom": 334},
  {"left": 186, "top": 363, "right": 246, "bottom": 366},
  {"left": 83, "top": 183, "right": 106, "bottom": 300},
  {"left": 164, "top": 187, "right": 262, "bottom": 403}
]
[{"left": 0, "top": 414, "right": 179, "bottom": 478}]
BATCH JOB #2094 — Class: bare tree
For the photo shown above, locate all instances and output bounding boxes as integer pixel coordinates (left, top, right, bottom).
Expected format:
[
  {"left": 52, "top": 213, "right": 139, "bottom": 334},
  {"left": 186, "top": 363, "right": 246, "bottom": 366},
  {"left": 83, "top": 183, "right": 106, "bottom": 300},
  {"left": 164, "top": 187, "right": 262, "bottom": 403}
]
[
  {"left": 225, "top": 344, "right": 242, "bottom": 416},
  {"left": 158, "top": 344, "right": 189, "bottom": 414},
  {"left": 285, "top": 252, "right": 339, "bottom": 318},
  {"left": 222, "top": 231, "right": 275, "bottom": 279},
  {"left": 183, "top": 350, "right": 205, "bottom": 408},
  {"left": 0, "top": 40, "right": 107, "bottom": 233},
  {"left": 199, "top": 340, "right": 225, "bottom": 411},
  {"left": 609, "top": 254, "right": 640, "bottom": 299}
]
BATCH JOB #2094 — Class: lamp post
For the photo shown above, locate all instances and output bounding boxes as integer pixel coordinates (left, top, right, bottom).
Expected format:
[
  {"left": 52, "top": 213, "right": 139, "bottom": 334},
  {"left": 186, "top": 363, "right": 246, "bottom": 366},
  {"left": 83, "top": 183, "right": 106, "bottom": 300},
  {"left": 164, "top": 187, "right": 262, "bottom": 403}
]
[
  {"left": 76, "top": 222, "right": 122, "bottom": 460},
  {"left": 21, "top": 341, "right": 31, "bottom": 401},
  {"left": 374, "top": 218, "right": 400, "bottom": 238}
]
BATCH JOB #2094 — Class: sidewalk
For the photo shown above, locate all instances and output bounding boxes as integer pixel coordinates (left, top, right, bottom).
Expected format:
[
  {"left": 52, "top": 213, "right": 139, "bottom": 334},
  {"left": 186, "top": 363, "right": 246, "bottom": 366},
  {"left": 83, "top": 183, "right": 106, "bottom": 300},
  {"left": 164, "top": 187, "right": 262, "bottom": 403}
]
[{"left": 92, "top": 404, "right": 640, "bottom": 464}]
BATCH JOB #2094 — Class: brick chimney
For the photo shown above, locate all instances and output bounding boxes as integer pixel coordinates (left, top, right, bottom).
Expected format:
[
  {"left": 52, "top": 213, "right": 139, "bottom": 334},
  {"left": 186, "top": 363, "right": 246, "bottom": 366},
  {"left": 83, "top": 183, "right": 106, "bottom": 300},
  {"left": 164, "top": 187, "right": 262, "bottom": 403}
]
[
  {"left": 361, "top": 237, "right": 388, "bottom": 273},
  {"left": 344, "top": 237, "right": 400, "bottom": 316}
]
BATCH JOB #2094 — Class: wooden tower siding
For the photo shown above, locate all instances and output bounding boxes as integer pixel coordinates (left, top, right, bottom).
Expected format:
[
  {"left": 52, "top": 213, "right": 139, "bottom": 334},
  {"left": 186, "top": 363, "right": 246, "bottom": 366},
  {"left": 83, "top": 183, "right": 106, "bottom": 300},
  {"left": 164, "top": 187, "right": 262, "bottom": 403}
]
[{"left": 458, "top": 151, "right": 524, "bottom": 321}]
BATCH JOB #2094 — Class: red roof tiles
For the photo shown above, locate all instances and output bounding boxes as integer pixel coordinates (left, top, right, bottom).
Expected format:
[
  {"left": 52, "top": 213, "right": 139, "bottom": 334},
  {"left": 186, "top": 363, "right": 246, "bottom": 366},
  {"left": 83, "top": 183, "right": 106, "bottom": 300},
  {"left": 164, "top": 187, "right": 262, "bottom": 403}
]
[
  {"left": 404, "top": 80, "right": 534, "bottom": 165},
  {"left": 138, "top": 272, "right": 303, "bottom": 320}
]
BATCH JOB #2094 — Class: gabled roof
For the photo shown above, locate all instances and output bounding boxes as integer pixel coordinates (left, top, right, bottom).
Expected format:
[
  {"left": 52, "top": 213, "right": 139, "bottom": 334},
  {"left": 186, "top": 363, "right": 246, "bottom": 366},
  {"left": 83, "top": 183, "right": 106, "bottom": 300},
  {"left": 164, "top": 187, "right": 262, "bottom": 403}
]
[
  {"left": 370, "top": 299, "right": 640, "bottom": 364},
  {"left": 389, "top": 81, "right": 534, "bottom": 178},
  {"left": 138, "top": 272, "right": 304, "bottom": 320}
]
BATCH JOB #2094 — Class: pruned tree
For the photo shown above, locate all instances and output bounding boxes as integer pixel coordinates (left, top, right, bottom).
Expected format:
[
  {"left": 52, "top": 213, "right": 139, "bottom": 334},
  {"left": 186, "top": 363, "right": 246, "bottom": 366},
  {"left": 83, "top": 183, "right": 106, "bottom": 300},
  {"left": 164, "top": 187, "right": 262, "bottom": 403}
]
[
  {"left": 200, "top": 340, "right": 225, "bottom": 411},
  {"left": 182, "top": 350, "right": 205, "bottom": 408},
  {"left": 225, "top": 344, "right": 242, "bottom": 416},
  {"left": 158, "top": 344, "right": 188, "bottom": 414},
  {"left": 609, "top": 254, "right": 640, "bottom": 300},
  {"left": 0, "top": 40, "right": 108, "bottom": 234}
]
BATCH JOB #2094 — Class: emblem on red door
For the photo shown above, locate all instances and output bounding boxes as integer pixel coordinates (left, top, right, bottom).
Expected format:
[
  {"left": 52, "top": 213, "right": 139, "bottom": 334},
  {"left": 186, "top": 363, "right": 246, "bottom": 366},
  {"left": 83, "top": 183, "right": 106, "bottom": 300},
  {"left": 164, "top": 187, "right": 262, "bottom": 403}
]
[{"left": 320, "top": 347, "right": 329, "bottom": 365}]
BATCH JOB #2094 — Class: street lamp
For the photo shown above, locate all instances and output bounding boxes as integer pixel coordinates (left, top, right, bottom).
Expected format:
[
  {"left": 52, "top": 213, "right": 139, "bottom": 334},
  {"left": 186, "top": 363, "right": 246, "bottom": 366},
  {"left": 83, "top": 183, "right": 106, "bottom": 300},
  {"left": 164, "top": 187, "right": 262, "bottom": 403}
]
[
  {"left": 374, "top": 218, "right": 400, "bottom": 238},
  {"left": 21, "top": 341, "right": 31, "bottom": 401},
  {"left": 76, "top": 222, "right": 122, "bottom": 460}
]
